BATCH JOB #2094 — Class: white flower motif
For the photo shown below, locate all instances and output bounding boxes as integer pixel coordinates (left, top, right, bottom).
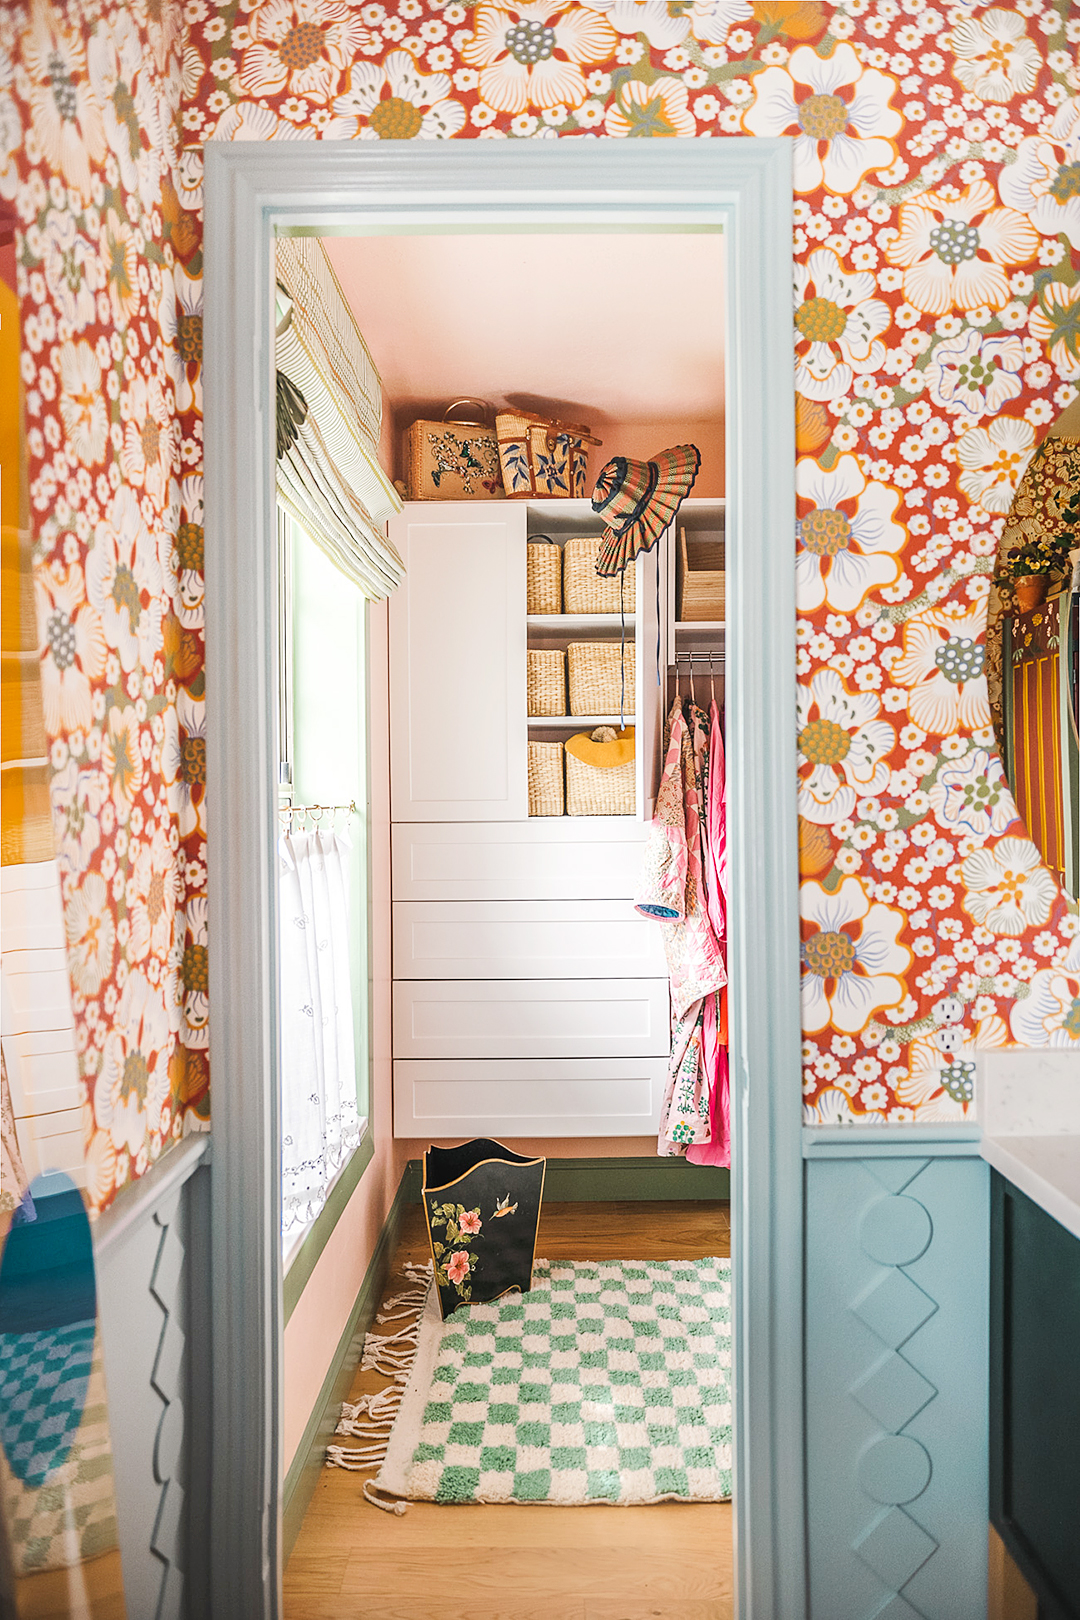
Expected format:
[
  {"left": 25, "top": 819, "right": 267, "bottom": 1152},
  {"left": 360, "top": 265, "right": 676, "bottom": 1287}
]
[
  {"left": 462, "top": 3, "right": 617, "bottom": 115},
  {"left": 743, "top": 44, "right": 901, "bottom": 195},
  {"left": 95, "top": 970, "right": 173, "bottom": 1155},
  {"left": 887, "top": 179, "right": 1039, "bottom": 316},
  {"left": 793, "top": 247, "right": 891, "bottom": 400},
  {"left": 1000, "top": 98, "right": 1080, "bottom": 250},
  {"left": 925, "top": 329, "right": 1025, "bottom": 418},
  {"left": 127, "top": 828, "right": 181, "bottom": 965},
  {"left": 64, "top": 870, "right": 116, "bottom": 998},
  {"left": 102, "top": 703, "right": 144, "bottom": 821},
  {"left": 21, "top": 0, "right": 105, "bottom": 202},
  {"left": 239, "top": 0, "right": 372, "bottom": 104},
  {"left": 800, "top": 876, "right": 912, "bottom": 1034},
  {"left": 950, "top": 9, "right": 1039, "bottom": 104},
  {"left": 797, "top": 667, "right": 896, "bottom": 825},
  {"left": 796, "top": 452, "right": 906, "bottom": 612},
  {"left": 87, "top": 10, "right": 163, "bottom": 213},
  {"left": 119, "top": 373, "right": 177, "bottom": 504},
  {"left": 0, "top": 91, "right": 20, "bottom": 204},
  {"left": 57, "top": 340, "right": 108, "bottom": 468},
  {"left": 956, "top": 416, "right": 1036, "bottom": 515},
  {"left": 891, "top": 604, "right": 991, "bottom": 736},
  {"left": 42, "top": 210, "right": 102, "bottom": 333},
  {"left": 210, "top": 100, "right": 317, "bottom": 142},
  {"left": 158, "top": 264, "right": 203, "bottom": 416},
  {"left": 161, "top": 688, "right": 206, "bottom": 840},
  {"left": 173, "top": 475, "right": 205, "bottom": 629},
  {"left": 896, "top": 1014, "right": 1006, "bottom": 1118},
  {"left": 49, "top": 761, "right": 108, "bottom": 878},
  {"left": 589, "top": 0, "right": 689, "bottom": 46},
  {"left": 604, "top": 76, "right": 696, "bottom": 138},
  {"left": 86, "top": 487, "right": 165, "bottom": 672},
  {"left": 1010, "top": 968, "right": 1080, "bottom": 1047},
  {"left": 179, "top": 896, "right": 209, "bottom": 1050},
  {"left": 961, "top": 836, "right": 1059, "bottom": 936},
  {"left": 929, "top": 747, "right": 1020, "bottom": 838},
  {"left": 689, "top": 0, "right": 752, "bottom": 44},
  {"left": 805, "top": 1086, "right": 857, "bottom": 1126},
  {"left": 332, "top": 51, "right": 467, "bottom": 139},
  {"left": 35, "top": 562, "right": 106, "bottom": 736}
]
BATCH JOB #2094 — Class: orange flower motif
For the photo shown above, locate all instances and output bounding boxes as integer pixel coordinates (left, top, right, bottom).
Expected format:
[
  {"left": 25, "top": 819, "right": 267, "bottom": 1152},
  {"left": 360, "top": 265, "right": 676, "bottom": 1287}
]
[{"left": 751, "top": 1, "right": 827, "bottom": 41}]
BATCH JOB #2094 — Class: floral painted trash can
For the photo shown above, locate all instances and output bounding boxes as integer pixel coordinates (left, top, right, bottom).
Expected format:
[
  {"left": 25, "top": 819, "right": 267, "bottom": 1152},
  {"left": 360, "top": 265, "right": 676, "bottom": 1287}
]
[{"left": 422, "top": 1140, "right": 546, "bottom": 1319}]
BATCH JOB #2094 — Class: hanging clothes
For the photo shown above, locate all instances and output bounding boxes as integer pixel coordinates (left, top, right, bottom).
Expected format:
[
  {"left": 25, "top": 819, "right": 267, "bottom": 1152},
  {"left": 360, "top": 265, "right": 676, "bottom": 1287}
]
[
  {"left": 687, "top": 697, "right": 730, "bottom": 1167},
  {"left": 638, "top": 695, "right": 727, "bottom": 1158}
]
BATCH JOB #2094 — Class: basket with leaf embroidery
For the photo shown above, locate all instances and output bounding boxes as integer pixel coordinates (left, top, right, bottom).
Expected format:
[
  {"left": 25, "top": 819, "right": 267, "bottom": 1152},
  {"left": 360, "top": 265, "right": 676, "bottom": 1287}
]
[
  {"left": 403, "top": 400, "right": 504, "bottom": 500},
  {"left": 495, "top": 410, "right": 600, "bottom": 500}
]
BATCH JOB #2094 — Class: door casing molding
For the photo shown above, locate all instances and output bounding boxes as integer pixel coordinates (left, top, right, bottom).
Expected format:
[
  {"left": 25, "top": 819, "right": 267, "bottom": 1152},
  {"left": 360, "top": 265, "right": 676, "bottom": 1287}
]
[{"left": 203, "top": 138, "right": 801, "bottom": 1619}]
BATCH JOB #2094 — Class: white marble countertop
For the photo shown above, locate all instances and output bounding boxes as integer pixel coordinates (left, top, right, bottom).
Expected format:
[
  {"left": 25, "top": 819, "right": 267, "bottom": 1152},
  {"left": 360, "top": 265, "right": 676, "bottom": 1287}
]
[{"left": 977, "top": 1049, "right": 1080, "bottom": 1241}]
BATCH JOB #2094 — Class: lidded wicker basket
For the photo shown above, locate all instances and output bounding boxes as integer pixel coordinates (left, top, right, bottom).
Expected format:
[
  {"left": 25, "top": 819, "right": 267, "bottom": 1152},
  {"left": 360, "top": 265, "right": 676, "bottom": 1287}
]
[
  {"left": 564, "top": 725, "right": 635, "bottom": 817},
  {"left": 527, "top": 537, "right": 562, "bottom": 615},
  {"left": 563, "top": 538, "right": 636, "bottom": 615},
  {"left": 527, "top": 649, "right": 566, "bottom": 716},
  {"left": 567, "top": 641, "right": 635, "bottom": 717},
  {"left": 528, "top": 742, "right": 564, "bottom": 816}
]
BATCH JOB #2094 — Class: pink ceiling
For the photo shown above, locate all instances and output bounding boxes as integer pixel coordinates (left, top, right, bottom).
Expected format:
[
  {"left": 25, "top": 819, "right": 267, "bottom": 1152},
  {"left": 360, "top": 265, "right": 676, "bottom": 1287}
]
[{"left": 321, "top": 231, "right": 725, "bottom": 437}]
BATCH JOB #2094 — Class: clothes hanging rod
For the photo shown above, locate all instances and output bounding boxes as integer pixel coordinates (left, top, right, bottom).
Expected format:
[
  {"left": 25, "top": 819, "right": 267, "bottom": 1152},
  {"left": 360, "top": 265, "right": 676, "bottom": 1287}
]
[
  {"left": 672, "top": 652, "right": 726, "bottom": 663},
  {"left": 278, "top": 799, "right": 359, "bottom": 823}
]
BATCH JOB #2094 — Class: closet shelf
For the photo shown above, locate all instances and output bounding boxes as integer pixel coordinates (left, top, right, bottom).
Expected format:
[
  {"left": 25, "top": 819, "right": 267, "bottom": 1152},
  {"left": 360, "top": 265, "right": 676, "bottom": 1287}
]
[
  {"left": 675, "top": 621, "right": 725, "bottom": 631},
  {"left": 527, "top": 715, "right": 632, "bottom": 729},
  {"left": 527, "top": 614, "right": 636, "bottom": 631}
]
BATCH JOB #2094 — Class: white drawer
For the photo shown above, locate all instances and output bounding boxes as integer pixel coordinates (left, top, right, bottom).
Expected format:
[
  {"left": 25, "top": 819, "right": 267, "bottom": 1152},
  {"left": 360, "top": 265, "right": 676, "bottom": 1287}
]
[
  {"left": 392, "top": 820, "right": 647, "bottom": 901},
  {"left": 393, "top": 1057, "right": 667, "bottom": 1138},
  {"left": 393, "top": 901, "right": 666, "bottom": 980},
  {"left": 392, "top": 977, "right": 669, "bottom": 1059}
]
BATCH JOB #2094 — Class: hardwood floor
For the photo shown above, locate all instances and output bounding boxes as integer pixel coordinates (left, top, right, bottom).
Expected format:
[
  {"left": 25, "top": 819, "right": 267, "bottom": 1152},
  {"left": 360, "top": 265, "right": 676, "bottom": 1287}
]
[{"left": 285, "top": 1200, "right": 733, "bottom": 1620}]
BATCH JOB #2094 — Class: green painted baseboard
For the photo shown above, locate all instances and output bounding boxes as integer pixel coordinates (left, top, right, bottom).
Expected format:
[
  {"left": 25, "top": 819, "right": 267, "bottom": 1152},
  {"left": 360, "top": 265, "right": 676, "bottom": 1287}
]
[
  {"left": 281, "top": 1167, "right": 412, "bottom": 1566},
  {"left": 402, "top": 1155, "right": 730, "bottom": 1203}
]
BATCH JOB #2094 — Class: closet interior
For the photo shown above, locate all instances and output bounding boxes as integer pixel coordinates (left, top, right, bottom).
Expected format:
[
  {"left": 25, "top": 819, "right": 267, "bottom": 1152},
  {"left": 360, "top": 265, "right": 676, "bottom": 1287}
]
[{"left": 319, "top": 228, "right": 727, "bottom": 1155}]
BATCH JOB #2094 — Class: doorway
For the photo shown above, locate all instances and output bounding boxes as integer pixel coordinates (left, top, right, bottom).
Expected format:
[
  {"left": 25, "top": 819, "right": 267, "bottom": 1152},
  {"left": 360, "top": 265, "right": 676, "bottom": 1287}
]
[{"left": 203, "top": 139, "right": 800, "bottom": 1620}]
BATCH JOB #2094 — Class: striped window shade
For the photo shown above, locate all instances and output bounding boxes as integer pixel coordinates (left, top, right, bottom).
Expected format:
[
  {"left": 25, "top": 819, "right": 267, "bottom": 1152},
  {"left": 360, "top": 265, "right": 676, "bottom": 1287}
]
[
  {"left": 1006, "top": 593, "right": 1080, "bottom": 894},
  {"left": 274, "top": 236, "right": 404, "bottom": 600}
]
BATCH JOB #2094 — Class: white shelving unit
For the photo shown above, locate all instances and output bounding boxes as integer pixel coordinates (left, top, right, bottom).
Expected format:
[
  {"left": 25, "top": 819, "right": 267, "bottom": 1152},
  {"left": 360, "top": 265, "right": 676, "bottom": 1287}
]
[{"left": 668, "top": 499, "right": 726, "bottom": 691}]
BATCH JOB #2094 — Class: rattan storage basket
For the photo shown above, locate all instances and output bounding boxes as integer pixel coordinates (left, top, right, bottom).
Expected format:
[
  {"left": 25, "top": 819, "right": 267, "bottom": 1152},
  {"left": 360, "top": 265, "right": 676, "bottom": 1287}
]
[
  {"left": 563, "top": 538, "right": 636, "bottom": 615},
  {"left": 527, "top": 649, "right": 566, "bottom": 716},
  {"left": 527, "top": 538, "right": 562, "bottom": 614},
  {"left": 567, "top": 641, "right": 635, "bottom": 717},
  {"left": 678, "top": 530, "right": 725, "bottom": 621},
  {"left": 565, "top": 751, "right": 635, "bottom": 816},
  {"left": 528, "top": 742, "right": 564, "bottom": 816}
]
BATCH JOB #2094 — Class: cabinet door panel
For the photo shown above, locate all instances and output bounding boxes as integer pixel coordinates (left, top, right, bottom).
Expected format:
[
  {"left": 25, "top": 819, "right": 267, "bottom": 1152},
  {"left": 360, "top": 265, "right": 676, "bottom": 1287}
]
[
  {"left": 393, "top": 901, "right": 666, "bottom": 979},
  {"left": 392, "top": 978, "right": 669, "bottom": 1059},
  {"left": 388, "top": 504, "right": 527, "bottom": 820},
  {"left": 392, "top": 820, "right": 646, "bottom": 900},
  {"left": 393, "top": 1057, "right": 666, "bottom": 1137}
]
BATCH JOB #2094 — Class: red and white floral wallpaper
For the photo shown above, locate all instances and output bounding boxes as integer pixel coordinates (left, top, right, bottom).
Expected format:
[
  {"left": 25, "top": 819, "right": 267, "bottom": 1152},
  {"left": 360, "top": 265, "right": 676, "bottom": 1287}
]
[{"left": 5, "top": 0, "right": 1079, "bottom": 1208}]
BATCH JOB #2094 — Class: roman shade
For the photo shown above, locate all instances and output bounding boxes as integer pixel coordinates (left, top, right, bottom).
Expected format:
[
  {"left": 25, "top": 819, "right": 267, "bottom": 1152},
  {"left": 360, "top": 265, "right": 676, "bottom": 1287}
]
[{"left": 274, "top": 236, "right": 404, "bottom": 599}]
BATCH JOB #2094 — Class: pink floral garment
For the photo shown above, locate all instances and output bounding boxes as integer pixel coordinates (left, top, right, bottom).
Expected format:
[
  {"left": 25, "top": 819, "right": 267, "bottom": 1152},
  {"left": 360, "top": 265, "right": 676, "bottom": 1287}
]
[
  {"left": 661, "top": 702, "right": 726, "bottom": 1020},
  {"left": 687, "top": 699, "right": 731, "bottom": 1168}
]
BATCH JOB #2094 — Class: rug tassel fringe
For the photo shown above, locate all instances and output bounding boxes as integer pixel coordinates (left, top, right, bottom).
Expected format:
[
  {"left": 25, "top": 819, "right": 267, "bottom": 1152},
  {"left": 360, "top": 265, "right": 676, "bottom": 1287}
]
[{"left": 325, "top": 1262, "right": 432, "bottom": 1513}]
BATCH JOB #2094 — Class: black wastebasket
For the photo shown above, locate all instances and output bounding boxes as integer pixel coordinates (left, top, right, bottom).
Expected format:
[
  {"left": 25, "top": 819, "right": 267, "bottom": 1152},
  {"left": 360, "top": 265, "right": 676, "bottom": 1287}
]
[{"left": 422, "top": 1139, "right": 546, "bottom": 1319}]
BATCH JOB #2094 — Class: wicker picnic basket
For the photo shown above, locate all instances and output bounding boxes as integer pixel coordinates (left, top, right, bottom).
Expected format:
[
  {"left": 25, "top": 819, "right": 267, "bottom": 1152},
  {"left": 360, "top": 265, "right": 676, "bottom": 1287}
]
[
  {"left": 564, "top": 726, "right": 635, "bottom": 817},
  {"left": 563, "top": 537, "right": 636, "bottom": 615},
  {"left": 528, "top": 742, "right": 565, "bottom": 816},
  {"left": 403, "top": 400, "right": 504, "bottom": 500},
  {"left": 495, "top": 410, "right": 600, "bottom": 499},
  {"left": 527, "top": 537, "right": 562, "bottom": 614},
  {"left": 527, "top": 649, "right": 566, "bottom": 716},
  {"left": 567, "top": 641, "right": 635, "bottom": 717}
]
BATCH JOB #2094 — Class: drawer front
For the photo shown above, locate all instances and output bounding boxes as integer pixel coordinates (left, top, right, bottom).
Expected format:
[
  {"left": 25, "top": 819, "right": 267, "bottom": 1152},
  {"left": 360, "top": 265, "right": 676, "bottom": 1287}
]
[
  {"left": 392, "top": 978, "right": 669, "bottom": 1059},
  {"left": 393, "top": 901, "right": 666, "bottom": 980},
  {"left": 392, "top": 821, "right": 646, "bottom": 901},
  {"left": 393, "top": 1057, "right": 666, "bottom": 1138}
]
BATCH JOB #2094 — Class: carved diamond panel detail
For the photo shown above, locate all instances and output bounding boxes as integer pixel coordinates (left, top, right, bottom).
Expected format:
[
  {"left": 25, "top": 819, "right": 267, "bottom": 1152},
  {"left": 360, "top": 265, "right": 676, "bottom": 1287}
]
[
  {"left": 864, "top": 1159, "right": 930, "bottom": 1196},
  {"left": 852, "top": 1266, "right": 937, "bottom": 1351},
  {"left": 854, "top": 1507, "right": 939, "bottom": 1592},
  {"left": 851, "top": 1353, "right": 938, "bottom": 1434}
]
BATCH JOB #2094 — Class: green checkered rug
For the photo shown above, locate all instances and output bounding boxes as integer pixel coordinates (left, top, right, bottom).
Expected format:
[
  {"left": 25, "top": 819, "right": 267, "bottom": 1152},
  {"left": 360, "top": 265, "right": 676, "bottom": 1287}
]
[{"left": 329, "top": 1257, "right": 732, "bottom": 1510}]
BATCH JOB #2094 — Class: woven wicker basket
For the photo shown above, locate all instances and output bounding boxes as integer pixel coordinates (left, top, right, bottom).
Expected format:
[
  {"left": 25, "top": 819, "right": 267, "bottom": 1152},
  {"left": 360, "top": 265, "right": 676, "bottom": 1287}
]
[
  {"left": 565, "top": 752, "right": 635, "bottom": 816},
  {"left": 678, "top": 530, "right": 725, "bottom": 621},
  {"left": 567, "top": 641, "right": 635, "bottom": 717},
  {"left": 527, "top": 649, "right": 566, "bottom": 716},
  {"left": 527, "top": 538, "right": 562, "bottom": 614},
  {"left": 563, "top": 538, "right": 636, "bottom": 615},
  {"left": 528, "top": 742, "right": 564, "bottom": 816}
]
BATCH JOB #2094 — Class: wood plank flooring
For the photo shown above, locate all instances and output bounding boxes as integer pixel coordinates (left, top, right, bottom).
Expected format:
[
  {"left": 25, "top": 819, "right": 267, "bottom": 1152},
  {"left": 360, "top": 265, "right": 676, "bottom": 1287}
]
[{"left": 285, "top": 1200, "right": 732, "bottom": 1620}]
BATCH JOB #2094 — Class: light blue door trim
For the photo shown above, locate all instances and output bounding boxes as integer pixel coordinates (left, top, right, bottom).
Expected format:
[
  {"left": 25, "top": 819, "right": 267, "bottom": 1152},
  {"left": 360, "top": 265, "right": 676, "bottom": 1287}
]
[{"left": 203, "top": 139, "right": 799, "bottom": 1620}]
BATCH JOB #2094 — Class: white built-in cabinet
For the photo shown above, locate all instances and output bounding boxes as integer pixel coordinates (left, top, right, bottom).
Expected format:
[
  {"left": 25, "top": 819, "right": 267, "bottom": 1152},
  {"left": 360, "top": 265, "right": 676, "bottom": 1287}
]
[{"left": 387, "top": 498, "right": 718, "bottom": 1140}]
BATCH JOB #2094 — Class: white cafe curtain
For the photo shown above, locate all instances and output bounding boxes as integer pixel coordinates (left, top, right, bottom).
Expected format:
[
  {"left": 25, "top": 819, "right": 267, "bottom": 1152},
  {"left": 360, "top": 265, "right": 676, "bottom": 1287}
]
[{"left": 275, "top": 236, "right": 404, "bottom": 600}]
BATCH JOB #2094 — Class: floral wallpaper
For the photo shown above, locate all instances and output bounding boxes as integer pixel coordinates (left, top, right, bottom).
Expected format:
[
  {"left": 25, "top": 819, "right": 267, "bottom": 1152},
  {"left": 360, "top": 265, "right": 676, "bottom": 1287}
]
[
  {"left": 4, "top": 0, "right": 208, "bottom": 1214},
  {"left": 7, "top": 0, "right": 1080, "bottom": 1209}
]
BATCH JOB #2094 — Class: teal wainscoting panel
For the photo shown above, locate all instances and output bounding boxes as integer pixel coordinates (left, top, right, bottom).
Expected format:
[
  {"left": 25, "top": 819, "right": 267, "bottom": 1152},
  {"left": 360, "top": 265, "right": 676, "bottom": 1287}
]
[{"left": 805, "top": 1152, "right": 989, "bottom": 1620}]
